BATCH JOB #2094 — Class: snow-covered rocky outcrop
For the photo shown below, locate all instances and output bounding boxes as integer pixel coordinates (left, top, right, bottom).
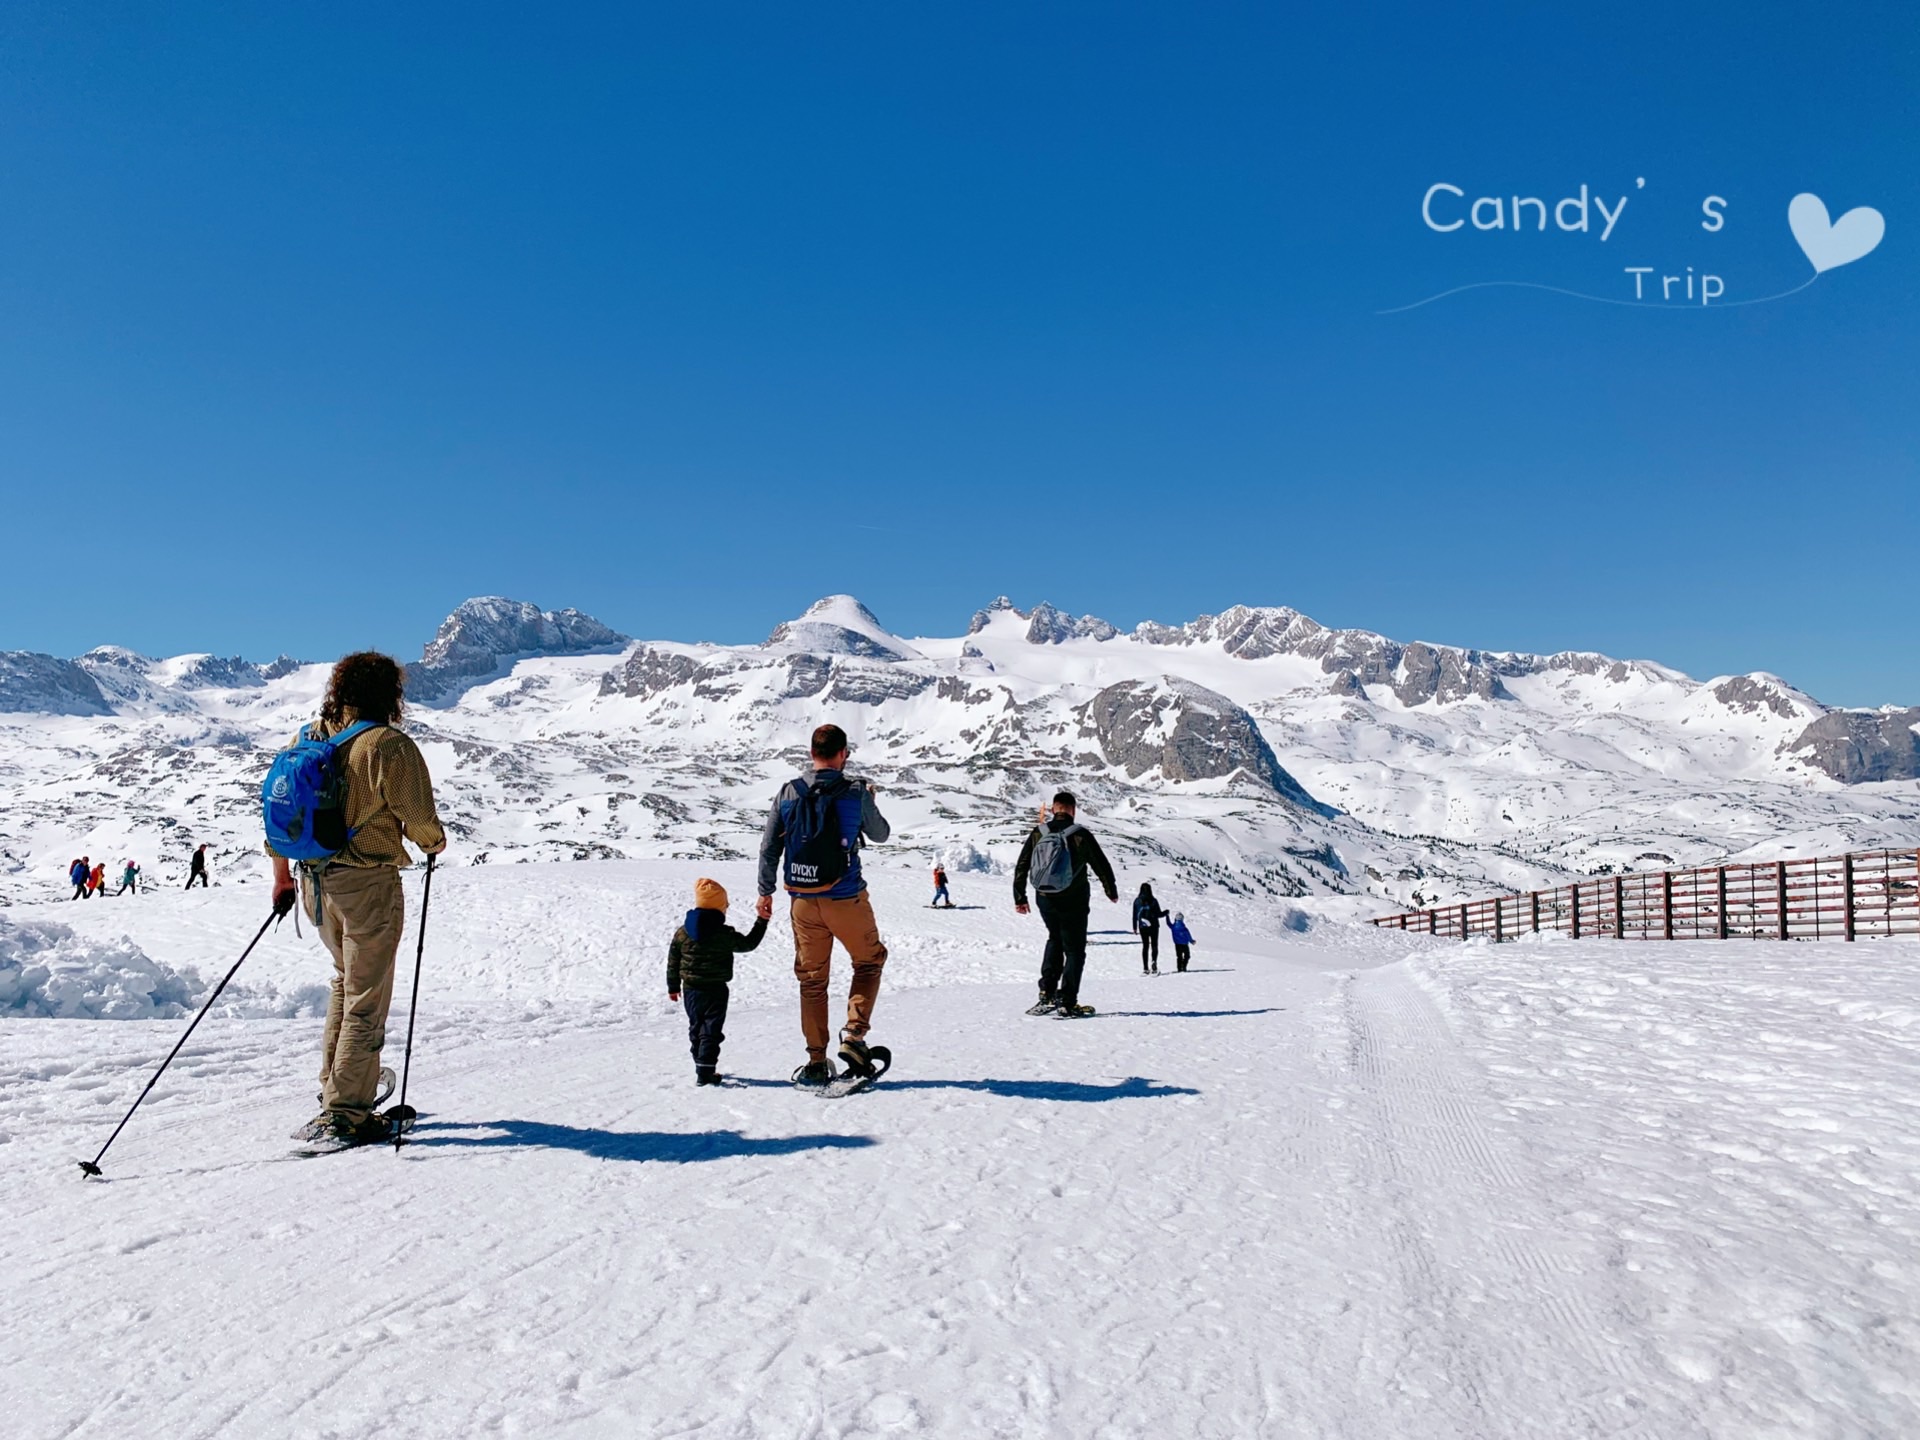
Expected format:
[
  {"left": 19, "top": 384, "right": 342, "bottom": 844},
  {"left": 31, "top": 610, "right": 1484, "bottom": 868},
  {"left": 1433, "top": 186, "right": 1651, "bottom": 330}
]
[
  {"left": 1080, "top": 678, "right": 1331, "bottom": 813},
  {"left": 407, "top": 597, "right": 629, "bottom": 705},
  {"left": 0, "top": 653, "right": 110, "bottom": 715}
]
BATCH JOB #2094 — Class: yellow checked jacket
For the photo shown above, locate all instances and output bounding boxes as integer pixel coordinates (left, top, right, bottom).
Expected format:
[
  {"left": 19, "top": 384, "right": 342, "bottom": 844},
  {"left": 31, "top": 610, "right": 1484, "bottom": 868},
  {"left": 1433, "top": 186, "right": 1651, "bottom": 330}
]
[{"left": 263, "top": 712, "right": 446, "bottom": 868}]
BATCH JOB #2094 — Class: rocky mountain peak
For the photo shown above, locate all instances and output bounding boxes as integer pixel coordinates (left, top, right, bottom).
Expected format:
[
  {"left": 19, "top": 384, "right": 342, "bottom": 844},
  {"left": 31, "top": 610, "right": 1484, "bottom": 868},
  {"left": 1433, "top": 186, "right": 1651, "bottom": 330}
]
[
  {"left": 409, "top": 597, "right": 629, "bottom": 705},
  {"left": 765, "top": 596, "right": 918, "bottom": 662}
]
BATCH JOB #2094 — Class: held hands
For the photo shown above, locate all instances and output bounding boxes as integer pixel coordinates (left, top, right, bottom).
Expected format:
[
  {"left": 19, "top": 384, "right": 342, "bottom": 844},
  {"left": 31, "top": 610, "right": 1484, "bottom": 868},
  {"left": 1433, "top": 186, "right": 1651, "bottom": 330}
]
[{"left": 756, "top": 894, "right": 774, "bottom": 921}]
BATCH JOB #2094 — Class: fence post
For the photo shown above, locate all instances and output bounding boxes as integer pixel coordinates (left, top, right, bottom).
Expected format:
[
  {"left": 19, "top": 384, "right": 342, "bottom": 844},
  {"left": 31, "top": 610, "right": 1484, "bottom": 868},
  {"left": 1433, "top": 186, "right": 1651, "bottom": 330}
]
[
  {"left": 1716, "top": 867, "right": 1728, "bottom": 939},
  {"left": 1842, "top": 854, "right": 1855, "bottom": 942},
  {"left": 1530, "top": 891, "right": 1540, "bottom": 933},
  {"left": 1777, "top": 860, "right": 1789, "bottom": 941},
  {"left": 1570, "top": 884, "right": 1582, "bottom": 940},
  {"left": 1662, "top": 871, "right": 1674, "bottom": 940},
  {"left": 1493, "top": 897, "right": 1504, "bottom": 944},
  {"left": 1613, "top": 875, "right": 1625, "bottom": 939},
  {"left": 1459, "top": 902, "right": 1468, "bottom": 938}
]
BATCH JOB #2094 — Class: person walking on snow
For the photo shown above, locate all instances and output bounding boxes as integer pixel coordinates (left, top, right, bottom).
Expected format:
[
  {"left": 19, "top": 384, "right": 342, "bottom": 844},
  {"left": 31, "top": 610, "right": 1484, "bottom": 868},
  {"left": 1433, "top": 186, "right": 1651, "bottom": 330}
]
[
  {"left": 1013, "top": 790, "right": 1119, "bottom": 1017},
  {"left": 69, "top": 857, "right": 90, "bottom": 900},
  {"left": 931, "top": 861, "right": 952, "bottom": 908},
  {"left": 756, "top": 723, "right": 892, "bottom": 1086},
  {"left": 1168, "top": 911, "right": 1195, "bottom": 972},
  {"left": 116, "top": 860, "right": 140, "bottom": 896},
  {"left": 185, "top": 844, "right": 210, "bottom": 889},
  {"left": 87, "top": 861, "right": 107, "bottom": 899},
  {"left": 1133, "top": 883, "right": 1167, "bottom": 974},
  {"left": 269, "top": 652, "right": 446, "bottom": 1148},
  {"left": 667, "top": 877, "right": 768, "bottom": 1086}
]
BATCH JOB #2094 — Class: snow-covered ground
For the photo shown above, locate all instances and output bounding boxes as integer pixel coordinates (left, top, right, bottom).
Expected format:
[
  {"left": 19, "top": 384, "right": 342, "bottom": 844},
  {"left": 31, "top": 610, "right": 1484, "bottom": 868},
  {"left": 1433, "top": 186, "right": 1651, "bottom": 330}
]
[{"left": 3, "top": 860, "right": 1915, "bottom": 1438}]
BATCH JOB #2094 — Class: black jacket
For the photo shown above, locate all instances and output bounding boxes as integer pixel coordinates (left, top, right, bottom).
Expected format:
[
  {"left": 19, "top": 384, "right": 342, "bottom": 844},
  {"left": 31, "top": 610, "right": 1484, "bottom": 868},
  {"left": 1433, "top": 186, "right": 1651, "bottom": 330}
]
[
  {"left": 667, "top": 909, "right": 768, "bottom": 990},
  {"left": 1013, "top": 816, "right": 1119, "bottom": 907}
]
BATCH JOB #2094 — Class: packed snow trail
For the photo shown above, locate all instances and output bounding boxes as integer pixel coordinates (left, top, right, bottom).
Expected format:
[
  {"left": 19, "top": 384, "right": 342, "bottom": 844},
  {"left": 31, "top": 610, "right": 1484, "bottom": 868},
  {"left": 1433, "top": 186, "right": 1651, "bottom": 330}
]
[{"left": 2, "top": 862, "right": 1917, "bottom": 1438}]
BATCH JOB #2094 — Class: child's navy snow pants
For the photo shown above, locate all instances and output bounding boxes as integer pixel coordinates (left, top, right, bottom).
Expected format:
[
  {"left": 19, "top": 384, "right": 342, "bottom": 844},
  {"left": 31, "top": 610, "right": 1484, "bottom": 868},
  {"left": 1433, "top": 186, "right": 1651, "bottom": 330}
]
[{"left": 683, "top": 983, "right": 730, "bottom": 1071}]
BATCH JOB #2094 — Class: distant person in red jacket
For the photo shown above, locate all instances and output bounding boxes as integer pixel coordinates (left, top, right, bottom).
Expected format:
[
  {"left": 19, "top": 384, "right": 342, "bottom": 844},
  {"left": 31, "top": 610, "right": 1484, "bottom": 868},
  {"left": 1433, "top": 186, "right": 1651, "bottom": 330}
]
[{"left": 931, "top": 862, "right": 953, "bottom": 908}]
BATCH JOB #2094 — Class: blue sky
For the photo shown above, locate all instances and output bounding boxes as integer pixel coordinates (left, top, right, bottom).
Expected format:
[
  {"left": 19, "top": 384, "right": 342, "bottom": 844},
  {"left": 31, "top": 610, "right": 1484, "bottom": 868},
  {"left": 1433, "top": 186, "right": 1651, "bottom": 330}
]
[{"left": 0, "top": 3, "right": 1912, "bottom": 705}]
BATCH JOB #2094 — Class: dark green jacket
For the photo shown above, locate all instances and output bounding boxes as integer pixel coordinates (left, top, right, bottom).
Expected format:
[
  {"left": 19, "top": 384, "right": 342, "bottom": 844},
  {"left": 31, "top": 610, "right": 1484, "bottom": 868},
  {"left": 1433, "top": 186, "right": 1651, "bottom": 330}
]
[{"left": 667, "top": 909, "right": 768, "bottom": 990}]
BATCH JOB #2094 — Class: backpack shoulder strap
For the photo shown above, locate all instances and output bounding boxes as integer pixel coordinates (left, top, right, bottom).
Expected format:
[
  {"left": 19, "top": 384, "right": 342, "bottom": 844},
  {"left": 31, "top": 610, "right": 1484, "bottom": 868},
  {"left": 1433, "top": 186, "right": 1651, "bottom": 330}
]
[{"left": 327, "top": 720, "right": 382, "bottom": 750}]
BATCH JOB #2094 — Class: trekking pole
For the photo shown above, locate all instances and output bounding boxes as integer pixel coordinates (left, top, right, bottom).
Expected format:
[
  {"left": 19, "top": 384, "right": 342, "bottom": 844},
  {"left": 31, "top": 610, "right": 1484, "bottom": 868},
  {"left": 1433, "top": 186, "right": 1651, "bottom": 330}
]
[
  {"left": 392, "top": 854, "right": 436, "bottom": 1152},
  {"left": 79, "top": 892, "right": 296, "bottom": 1178}
]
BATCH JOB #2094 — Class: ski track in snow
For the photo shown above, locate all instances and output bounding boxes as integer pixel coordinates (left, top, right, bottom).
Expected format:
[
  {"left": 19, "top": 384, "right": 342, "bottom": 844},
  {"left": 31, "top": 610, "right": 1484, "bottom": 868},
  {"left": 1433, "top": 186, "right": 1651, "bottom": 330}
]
[{"left": 1, "top": 863, "right": 1917, "bottom": 1438}]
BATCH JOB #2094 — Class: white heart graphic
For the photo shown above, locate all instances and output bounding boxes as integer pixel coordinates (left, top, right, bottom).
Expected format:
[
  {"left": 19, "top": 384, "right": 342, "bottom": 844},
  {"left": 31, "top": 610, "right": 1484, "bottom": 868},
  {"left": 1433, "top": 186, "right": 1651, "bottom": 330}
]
[{"left": 1789, "top": 193, "right": 1885, "bottom": 273}]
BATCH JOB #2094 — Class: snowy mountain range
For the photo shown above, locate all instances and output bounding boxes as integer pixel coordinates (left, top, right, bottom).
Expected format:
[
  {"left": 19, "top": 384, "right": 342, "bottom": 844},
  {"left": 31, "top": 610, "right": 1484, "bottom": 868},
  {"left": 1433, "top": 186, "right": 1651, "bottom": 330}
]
[{"left": 1, "top": 594, "right": 1914, "bottom": 910}]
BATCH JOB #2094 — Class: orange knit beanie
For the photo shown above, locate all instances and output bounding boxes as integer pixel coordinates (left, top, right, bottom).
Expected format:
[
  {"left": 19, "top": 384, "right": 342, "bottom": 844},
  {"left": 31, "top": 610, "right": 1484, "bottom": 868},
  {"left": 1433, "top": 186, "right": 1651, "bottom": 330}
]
[{"left": 693, "top": 877, "right": 728, "bottom": 912}]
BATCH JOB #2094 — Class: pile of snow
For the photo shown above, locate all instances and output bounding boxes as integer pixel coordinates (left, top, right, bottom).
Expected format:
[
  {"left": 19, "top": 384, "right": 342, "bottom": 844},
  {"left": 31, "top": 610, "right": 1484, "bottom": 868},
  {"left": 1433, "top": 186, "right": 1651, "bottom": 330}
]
[{"left": 0, "top": 915, "right": 201, "bottom": 1019}]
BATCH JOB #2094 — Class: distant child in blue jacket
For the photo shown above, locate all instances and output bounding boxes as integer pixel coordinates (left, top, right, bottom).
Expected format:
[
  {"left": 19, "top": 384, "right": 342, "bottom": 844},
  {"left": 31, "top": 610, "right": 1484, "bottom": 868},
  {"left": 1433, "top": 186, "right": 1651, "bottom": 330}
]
[{"left": 1168, "top": 912, "right": 1195, "bottom": 972}]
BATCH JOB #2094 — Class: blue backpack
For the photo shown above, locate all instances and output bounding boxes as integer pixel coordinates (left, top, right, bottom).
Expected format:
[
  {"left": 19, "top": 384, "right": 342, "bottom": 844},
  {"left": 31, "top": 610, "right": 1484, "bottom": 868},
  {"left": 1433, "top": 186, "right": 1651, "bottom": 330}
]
[
  {"left": 261, "top": 721, "right": 379, "bottom": 861},
  {"left": 782, "top": 775, "right": 851, "bottom": 893}
]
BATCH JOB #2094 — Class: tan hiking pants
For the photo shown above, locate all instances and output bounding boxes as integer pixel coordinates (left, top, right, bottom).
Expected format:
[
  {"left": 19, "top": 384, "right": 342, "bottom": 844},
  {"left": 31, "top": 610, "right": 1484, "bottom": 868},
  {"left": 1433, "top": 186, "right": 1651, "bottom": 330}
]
[
  {"left": 306, "top": 864, "right": 405, "bottom": 1118},
  {"left": 790, "top": 890, "right": 889, "bottom": 1060}
]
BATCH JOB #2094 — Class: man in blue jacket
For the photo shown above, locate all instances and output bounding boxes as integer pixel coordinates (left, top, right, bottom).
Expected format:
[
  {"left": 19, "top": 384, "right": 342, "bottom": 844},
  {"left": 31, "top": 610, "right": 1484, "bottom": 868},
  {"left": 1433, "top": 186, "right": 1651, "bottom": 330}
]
[{"left": 757, "top": 723, "right": 892, "bottom": 1085}]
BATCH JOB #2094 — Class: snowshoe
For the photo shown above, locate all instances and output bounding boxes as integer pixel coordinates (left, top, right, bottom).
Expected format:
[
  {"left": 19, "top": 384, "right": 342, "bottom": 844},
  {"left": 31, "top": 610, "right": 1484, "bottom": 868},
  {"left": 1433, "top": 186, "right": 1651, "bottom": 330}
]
[
  {"left": 791, "top": 1059, "right": 836, "bottom": 1089},
  {"left": 1026, "top": 994, "right": 1061, "bottom": 1016},
  {"left": 290, "top": 1108, "right": 393, "bottom": 1155},
  {"left": 1057, "top": 1003, "right": 1097, "bottom": 1019},
  {"left": 837, "top": 1035, "right": 876, "bottom": 1077},
  {"left": 819, "top": 1046, "right": 892, "bottom": 1098}
]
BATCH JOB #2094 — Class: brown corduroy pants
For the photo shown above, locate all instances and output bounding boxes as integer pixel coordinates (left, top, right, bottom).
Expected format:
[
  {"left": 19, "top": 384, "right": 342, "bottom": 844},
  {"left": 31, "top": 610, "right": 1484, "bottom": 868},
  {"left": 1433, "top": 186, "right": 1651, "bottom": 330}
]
[
  {"left": 306, "top": 864, "right": 406, "bottom": 1119},
  {"left": 790, "top": 890, "right": 889, "bottom": 1060}
]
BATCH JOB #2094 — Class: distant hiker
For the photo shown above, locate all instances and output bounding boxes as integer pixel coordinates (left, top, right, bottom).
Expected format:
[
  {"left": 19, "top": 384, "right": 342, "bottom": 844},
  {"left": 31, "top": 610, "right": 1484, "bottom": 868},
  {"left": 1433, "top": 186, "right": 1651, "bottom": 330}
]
[
  {"left": 69, "top": 857, "right": 89, "bottom": 900},
  {"left": 1013, "top": 791, "right": 1119, "bottom": 1017},
  {"left": 1132, "top": 883, "right": 1166, "bottom": 974},
  {"left": 185, "top": 844, "right": 210, "bottom": 889},
  {"left": 88, "top": 862, "right": 107, "bottom": 899},
  {"left": 1168, "top": 911, "right": 1195, "bottom": 972},
  {"left": 268, "top": 652, "right": 445, "bottom": 1148},
  {"left": 116, "top": 860, "right": 141, "bottom": 896},
  {"left": 666, "top": 877, "right": 768, "bottom": 1086},
  {"left": 931, "top": 862, "right": 952, "bottom": 908},
  {"left": 756, "top": 723, "right": 892, "bottom": 1087}
]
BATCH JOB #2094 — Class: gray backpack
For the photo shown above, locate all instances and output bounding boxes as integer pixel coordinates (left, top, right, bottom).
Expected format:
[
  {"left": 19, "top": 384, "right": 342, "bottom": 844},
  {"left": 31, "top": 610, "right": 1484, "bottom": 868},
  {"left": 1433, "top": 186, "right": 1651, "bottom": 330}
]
[{"left": 1028, "top": 823, "right": 1083, "bottom": 894}]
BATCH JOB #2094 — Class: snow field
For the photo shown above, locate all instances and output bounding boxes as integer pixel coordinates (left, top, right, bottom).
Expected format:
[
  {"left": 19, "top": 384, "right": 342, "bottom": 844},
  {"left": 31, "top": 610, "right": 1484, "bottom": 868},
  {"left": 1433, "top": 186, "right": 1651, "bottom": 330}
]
[{"left": 0, "top": 861, "right": 1915, "bottom": 1437}]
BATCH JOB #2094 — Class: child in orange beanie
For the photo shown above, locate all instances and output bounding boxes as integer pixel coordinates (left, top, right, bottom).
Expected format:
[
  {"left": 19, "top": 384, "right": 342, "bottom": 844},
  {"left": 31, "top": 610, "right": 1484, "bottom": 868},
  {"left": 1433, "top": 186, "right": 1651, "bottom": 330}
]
[{"left": 666, "top": 877, "right": 768, "bottom": 1085}]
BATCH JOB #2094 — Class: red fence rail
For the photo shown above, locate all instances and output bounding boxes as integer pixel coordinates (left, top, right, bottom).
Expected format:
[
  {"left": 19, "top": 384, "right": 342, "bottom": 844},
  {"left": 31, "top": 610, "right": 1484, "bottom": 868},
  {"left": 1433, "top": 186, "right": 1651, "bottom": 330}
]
[{"left": 1369, "top": 848, "right": 1920, "bottom": 942}]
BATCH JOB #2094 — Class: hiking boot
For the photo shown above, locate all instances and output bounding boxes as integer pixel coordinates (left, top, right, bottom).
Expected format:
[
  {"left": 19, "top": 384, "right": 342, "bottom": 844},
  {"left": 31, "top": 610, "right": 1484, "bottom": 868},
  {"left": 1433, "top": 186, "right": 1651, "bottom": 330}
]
[
  {"left": 331, "top": 1110, "right": 392, "bottom": 1145},
  {"left": 291, "top": 1111, "right": 334, "bottom": 1143},
  {"left": 696, "top": 1067, "right": 724, "bottom": 1086},
  {"left": 1026, "top": 991, "right": 1060, "bottom": 1016},
  {"left": 837, "top": 1036, "right": 875, "bottom": 1077},
  {"left": 1058, "top": 1002, "right": 1097, "bottom": 1018},
  {"left": 791, "top": 1059, "right": 835, "bottom": 1087}
]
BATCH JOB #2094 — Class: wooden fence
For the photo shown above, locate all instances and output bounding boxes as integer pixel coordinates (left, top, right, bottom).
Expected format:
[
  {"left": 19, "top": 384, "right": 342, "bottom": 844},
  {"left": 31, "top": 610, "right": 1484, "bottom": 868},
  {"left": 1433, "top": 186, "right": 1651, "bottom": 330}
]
[{"left": 1369, "top": 848, "right": 1920, "bottom": 942}]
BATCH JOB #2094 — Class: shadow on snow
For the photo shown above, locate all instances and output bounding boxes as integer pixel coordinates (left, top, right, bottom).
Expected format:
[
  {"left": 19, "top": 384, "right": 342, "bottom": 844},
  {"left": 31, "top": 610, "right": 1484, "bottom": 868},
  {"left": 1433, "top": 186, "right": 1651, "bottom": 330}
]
[
  {"left": 407, "top": 1121, "right": 877, "bottom": 1162},
  {"left": 1087, "top": 1008, "right": 1282, "bottom": 1020},
  {"left": 722, "top": 1074, "right": 1199, "bottom": 1102}
]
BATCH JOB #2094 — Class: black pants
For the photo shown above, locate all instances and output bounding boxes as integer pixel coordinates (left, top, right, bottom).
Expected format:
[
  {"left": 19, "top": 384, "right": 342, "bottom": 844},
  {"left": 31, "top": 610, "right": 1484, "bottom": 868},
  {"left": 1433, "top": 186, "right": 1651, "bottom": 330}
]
[
  {"left": 1139, "top": 926, "right": 1159, "bottom": 971},
  {"left": 71, "top": 884, "right": 87, "bottom": 900},
  {"left": 1174, "top": 943, "right": 1190, "bottom": 972},
  {"left": 683, "top": 984, "right": 729, "bottom": 1072},
  {"left": 1035, "top": 890, "right": 1091, "bottom": 1005},
  {"left": 186, "top": 870, "right": 207, "bottom": 889}
]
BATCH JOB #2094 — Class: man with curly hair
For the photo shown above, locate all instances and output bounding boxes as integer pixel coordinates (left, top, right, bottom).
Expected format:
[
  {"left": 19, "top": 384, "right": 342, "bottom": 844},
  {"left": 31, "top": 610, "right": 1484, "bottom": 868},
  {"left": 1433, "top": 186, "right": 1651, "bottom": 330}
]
[{"left": 269, "top": 651, "right": 446, "bottom": 1147}]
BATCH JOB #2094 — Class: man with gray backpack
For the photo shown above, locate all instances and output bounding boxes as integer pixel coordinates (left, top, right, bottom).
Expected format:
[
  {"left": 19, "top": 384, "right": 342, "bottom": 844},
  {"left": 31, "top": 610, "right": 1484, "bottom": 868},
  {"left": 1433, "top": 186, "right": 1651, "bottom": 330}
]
[{"left": 1013, "top": 790, "right": 1119, "bottom": 1017}]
